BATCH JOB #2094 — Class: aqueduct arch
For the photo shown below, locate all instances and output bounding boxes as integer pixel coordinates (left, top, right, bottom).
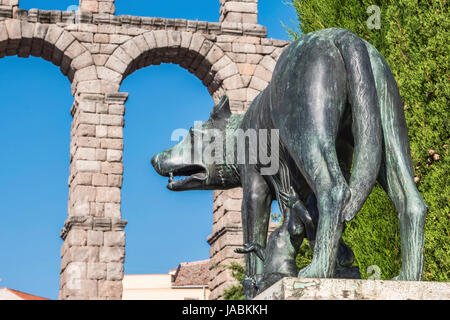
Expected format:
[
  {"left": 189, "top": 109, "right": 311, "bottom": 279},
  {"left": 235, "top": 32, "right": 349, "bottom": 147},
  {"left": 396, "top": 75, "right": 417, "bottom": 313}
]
[
  {"left": 0, "top": 0, "right": 289, "bottom": 299},
  {"left": 105, "top": 31, "right": 239, "bottom": 102},
  {"left": 0, "top": 20, "right": 94, "bottom": 83}
]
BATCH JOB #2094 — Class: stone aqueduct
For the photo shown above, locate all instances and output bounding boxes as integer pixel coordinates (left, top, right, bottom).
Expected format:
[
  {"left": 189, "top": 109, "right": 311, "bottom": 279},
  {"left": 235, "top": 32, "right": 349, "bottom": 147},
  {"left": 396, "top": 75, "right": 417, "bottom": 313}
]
[{"left": 0, "top": 0, "right": 289, "bottom": 299}]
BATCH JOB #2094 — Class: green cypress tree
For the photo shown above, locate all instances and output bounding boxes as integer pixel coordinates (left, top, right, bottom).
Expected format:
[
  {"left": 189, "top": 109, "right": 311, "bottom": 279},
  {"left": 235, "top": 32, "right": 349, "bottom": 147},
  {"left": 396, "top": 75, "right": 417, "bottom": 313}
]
[
  {"left": 288, "top": 0, "right": 449, "bottom": 281},
  {"left": 222, "top": 262, "right": 246, "bottom": 300}
]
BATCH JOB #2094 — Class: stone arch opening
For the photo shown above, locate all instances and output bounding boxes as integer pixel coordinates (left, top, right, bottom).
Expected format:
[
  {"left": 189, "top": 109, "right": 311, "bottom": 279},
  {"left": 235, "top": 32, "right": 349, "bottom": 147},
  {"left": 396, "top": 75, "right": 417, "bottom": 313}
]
[
  {"left": 0, "top": 19, "right": 105, "bottom": 300},
  {"left": 19, "top": 1, "right": 78, "bottom": 11},
  {"left": 105, "top": 30, "right": 244, "bottom": 104},
  {"left": 0, "top": 19, "right": 95, "bottom": 91},
  {"left": 0, "top": 55, "right": 74, "bottom": 299},
  {"left": 118, "top": 63, "right": 214, "bottom": 290}
]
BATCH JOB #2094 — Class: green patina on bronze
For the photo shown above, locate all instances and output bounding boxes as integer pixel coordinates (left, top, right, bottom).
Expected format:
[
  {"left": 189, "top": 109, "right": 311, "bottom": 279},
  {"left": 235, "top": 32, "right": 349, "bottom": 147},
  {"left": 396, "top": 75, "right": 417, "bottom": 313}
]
[{"left": 152, "top": 28, "right": 428, "bottom": 299}]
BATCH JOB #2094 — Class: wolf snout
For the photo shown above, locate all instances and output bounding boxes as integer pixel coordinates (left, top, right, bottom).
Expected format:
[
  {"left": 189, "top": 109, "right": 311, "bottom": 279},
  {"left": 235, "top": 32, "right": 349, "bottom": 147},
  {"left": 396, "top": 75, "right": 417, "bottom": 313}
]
[{"left": 151, "top": 154, "right": 161, "bottom": 173}]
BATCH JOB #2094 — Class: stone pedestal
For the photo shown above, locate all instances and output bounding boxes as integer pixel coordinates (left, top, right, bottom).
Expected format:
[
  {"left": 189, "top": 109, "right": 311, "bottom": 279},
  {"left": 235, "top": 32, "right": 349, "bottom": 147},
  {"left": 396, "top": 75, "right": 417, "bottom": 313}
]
[{"left": 254, "top": 277, "right": 450, "bottom": 300}]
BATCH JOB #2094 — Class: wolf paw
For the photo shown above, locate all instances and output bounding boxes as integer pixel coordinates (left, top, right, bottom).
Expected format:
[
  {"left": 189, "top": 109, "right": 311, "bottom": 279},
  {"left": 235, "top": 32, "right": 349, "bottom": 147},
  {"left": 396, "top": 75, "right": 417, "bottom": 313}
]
[
  {"left": 391, "top": 272, "right": 407, "bottom": 281},
  {"left": 243, "top": 275, "right": 258, "bottom": 300},
  {"left": 234, "top": 242, "right": 256, "bottom": 254},
  {"left": 235, "top": 242, "right": 265, "bottom": 261}
]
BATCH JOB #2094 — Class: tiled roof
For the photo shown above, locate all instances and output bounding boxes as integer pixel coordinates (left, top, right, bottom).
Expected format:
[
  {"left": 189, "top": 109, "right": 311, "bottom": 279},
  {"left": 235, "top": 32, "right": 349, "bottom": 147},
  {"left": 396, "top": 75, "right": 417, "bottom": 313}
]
[
  {"left": 6, "top": 288, "right": 49, "bottom": 300},
  {"left": 172, "top": 259, "right": 210, "bottom": 287}
]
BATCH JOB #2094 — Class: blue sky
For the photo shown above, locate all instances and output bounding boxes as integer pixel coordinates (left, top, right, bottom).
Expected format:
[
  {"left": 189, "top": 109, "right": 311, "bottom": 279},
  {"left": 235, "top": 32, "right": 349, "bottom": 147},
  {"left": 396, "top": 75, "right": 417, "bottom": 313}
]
[{"left": 0, "top": 1, "right": 296, "bottom": 299}]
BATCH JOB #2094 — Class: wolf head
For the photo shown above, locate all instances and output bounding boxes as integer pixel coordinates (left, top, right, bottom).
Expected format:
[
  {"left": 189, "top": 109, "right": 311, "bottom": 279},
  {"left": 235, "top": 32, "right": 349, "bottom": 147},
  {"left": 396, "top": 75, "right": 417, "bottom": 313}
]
[{"left": 151, "top": 95, "right": 242, "bottom": 191}]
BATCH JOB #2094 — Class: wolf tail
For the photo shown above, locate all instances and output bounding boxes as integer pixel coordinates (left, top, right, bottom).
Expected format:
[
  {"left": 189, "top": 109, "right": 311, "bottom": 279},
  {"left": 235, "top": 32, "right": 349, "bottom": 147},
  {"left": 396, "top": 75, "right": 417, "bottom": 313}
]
[{"left": 333, "top": 30, "right": 383, "bottom": 222}]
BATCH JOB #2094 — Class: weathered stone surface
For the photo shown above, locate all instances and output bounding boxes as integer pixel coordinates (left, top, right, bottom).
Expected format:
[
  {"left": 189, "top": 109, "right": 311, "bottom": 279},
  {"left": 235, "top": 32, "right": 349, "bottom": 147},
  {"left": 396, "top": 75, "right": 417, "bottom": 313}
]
[
  {"left": 92, "top": 173, "right": 108, "bottom": 186},
  {"left": 253, "top": 65, "right": 272, "bottom": 82},
  {"left": 100, "top": 114, "right": 123, "bottom": 126},
  {"left": 104, "top": 231, "right": 125, "bottom": 247},
  {"left": 0, "top": 0, "right": 289, "bottom": 300},
  {"left": 216, "top": 62, "right": 239, "bottom": 80},
  {"left": 74, "top": 65, "right": 98, "bottom": 82},
  {"left": 223, "top": 198, "right": 242, "bottom": 212},
  {"left": 70, "top": 201, "right": 90, "bottom": 217},
  {"left": 80, "top": 1, "right": 99, "bottom": 13},
  {"left": 87, "top": 230, "right": 103, "bottom": 246},
  {"left": 107, "top": 174, "right": 122, "bottom": 187},
  {"left": 107, "top": 262, "right": 124, "bottom": 281},
  {"left": 71, "top": 185, "right": 96, "bottom": 202},
  {"left": 223, "top": 73, "right": 244, "bottom": 90},
  {"left": 99, "top": 247, "right": 125, "bottom": 263},
  {"left": 259, "top": 55, "right": 276, "bottom": 71},
  {"left": 254, "top": 278, "right": 450, "bottom": 300},
  {"left": 226, "top": 88, "right": 246, "bottom": 101},
  {"left": 104, "top": 203, "right": 121, "bottom": 219},
  {"left": 76, "top": 101, "right": 96, "bottom": 113},
  {"left": 100, "top": 162, "right": 123, "bottom": 175},
  {"left": 76, "top": 160, "right": 101, "bottom": 173},
  {"left": 121, "top": 39, "right": 141, "bottom": 60},
  {"left": 87, "top": 262, "right": 107, "bottom": 280},
  {"left": 66, "top": 230, "right": 87, "bottom": 247},
  {"left": 68, "top": 246, "right": 99, "bottom": 263},
  {"left": 71, "top": 51, "right": 94, "bottom": 70},
  {"left": 98, "top": 280, "right": 122, "bottom": 298},
  {"left": 64, "top": 40, "right": 85, "bottom": 60},
  {"left": 108, "top": 104, "right": 125, "bottom": 115},
  {"left": 96, "top": 149, "right": 107, "bottom": 161},
  {"left": 96, "top": 187, "right": 121, "bottom": 203},
  {"left": 65, "top": 279, "right": 98, "bottom": 298},
  {"left": 4, "top": 18, "right": 20, "bottom": 40},
  {"left": 107, "top": 126, "right": 123, "bottom": 138},
  {"left": 249, "top": 75, "right": 268, "bottom": 91},
  {"left": 106, "top": 149, "right": 122, "bottom": 162}
]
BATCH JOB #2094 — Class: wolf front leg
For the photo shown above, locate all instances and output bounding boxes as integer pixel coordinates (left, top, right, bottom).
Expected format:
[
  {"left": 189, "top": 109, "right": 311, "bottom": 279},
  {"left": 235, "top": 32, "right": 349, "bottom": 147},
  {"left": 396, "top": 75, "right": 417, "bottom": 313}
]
[{"left": 237, "top": 166, "right": 272, "bottom": 299}]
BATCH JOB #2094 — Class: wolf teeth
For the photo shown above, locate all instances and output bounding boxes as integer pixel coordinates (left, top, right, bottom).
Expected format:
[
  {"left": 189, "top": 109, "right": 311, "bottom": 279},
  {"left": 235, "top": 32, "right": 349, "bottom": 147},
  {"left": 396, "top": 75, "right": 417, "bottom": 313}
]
[{"left": 169, "top": 172, "right": 174, "bottom": 183}]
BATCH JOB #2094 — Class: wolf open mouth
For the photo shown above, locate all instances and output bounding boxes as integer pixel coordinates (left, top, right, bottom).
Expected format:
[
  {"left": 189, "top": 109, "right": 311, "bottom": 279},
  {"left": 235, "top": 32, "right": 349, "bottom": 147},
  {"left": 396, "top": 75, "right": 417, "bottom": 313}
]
[{"left": 167, "top": 165, "right": 208, "bottom": 191}]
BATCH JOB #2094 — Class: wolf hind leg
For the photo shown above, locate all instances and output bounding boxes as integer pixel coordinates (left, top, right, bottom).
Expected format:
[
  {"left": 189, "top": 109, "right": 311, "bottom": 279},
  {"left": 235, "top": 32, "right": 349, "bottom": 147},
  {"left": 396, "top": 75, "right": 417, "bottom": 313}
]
[
  {"left": 301, "top": 149, "right": 350, "bottom": 278},
  {"left": 366, "top": 42, "right": 428, "bottom": 280},
  {"left": 305, "top": 193, "right": 355, "bottom": 269},
  {"left": 377, "top": 152, "right": 427, "bottom": 281},
  {"left": 286, "top": 138, "right": 350, "bottom": 278},
  {"left": 272, "top": 37, "right": 351, "bottom": 278}
]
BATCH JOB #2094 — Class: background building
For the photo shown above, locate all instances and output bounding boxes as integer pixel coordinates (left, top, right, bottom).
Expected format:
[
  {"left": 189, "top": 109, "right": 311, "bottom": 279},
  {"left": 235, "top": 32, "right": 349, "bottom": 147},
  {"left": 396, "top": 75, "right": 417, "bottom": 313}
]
[
  {"left": 0, "top": 287, "right": 49, "bottom": 300},
  {"left": 123, "top": 260, "right": 210, "bottom": 300}
]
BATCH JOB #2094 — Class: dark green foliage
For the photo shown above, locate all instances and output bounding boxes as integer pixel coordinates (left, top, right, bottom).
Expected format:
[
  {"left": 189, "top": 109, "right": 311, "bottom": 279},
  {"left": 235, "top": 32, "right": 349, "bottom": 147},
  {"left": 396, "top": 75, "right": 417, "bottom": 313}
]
[
  {"left": 222, "top": 262, "right": 246, "bottom": 300},
  {"left": 343, "top": 185, "right": 401, "bottom": 279},
  {"left": 296, "top": 239, "right": 314, "bottom": 271},
  {"left": 288, "top": 0, "right": 449, "bottom": 281},
  {"left": 224, "top": 2, "right": 448, "bottom": 299}
]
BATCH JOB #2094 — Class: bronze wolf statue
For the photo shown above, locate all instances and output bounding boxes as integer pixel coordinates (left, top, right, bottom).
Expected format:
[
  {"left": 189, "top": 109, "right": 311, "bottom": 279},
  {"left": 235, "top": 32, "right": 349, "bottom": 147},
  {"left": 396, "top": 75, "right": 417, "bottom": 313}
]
[{"left": 152, "top": 28, "right": 428, "bottom": 299}]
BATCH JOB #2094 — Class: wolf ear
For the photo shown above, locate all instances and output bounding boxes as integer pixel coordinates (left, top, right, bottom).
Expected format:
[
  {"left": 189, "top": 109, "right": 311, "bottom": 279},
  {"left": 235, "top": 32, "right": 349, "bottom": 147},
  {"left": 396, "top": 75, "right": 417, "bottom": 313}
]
[{"left": 210, "top": 95, "right": 232, "bottom": 121}]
